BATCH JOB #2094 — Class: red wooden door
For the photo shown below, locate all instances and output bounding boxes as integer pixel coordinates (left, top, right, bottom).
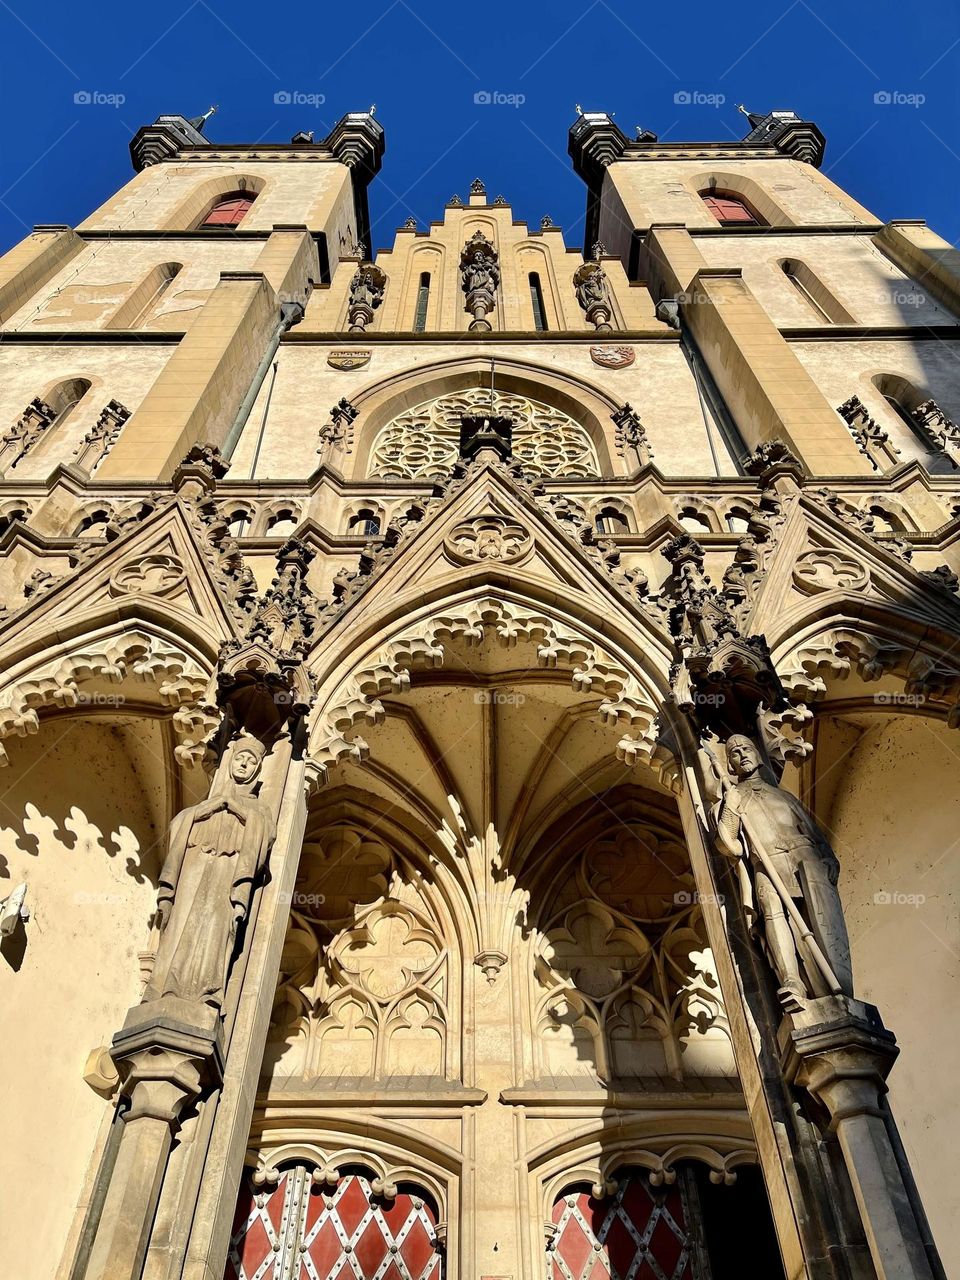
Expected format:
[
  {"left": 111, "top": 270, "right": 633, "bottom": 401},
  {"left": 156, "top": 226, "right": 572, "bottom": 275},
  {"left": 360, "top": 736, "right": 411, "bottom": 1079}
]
[
  {"left": 224, "top": 1169, "right": 441, "bottom": 1280},
  {"left": 550, "top": 1177, "right": 693, "bottom": 1280}
]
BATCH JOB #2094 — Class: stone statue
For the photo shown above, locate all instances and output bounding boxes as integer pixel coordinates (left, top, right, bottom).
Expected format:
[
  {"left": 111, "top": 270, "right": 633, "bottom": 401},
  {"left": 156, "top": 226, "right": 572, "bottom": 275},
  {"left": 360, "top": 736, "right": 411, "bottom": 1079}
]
[
  {"left": 715, "top": 734, "right": 853, "bottom": 1008},
  {"left": 573, "top": 262, "right": 612, "bottom": 331},
  {"left": 144, "top": 735, "right": 275, "bottom": 1008},
  {"left": 459, "top": 231, "right": 500, "bottom": 331},
  {"left": 347, "top": 263, "right": 386, "bottom": 332}
]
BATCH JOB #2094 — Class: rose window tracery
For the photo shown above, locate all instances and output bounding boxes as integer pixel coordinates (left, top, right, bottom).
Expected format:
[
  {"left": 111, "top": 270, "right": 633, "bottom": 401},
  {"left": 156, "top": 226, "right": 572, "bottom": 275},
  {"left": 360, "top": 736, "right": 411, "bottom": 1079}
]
[{"left": 368, "top": 389, "right": 599, "bottom": 479}]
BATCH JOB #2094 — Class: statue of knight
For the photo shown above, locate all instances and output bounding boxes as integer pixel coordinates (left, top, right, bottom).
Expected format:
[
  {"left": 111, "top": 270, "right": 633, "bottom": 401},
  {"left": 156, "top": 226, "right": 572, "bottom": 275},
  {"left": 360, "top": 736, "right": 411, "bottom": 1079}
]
[
  {"left": 143, "top": 734, "right": 275, "bottom": 1009},
  {"left": 714, "top": 734, "right": 854, "bottom": 1011}
]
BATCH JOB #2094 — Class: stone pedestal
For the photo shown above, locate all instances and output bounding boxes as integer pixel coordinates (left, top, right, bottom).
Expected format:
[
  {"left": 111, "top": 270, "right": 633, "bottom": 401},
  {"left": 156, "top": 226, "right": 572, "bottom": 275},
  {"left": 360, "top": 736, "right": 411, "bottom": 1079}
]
[
  {"left": 82, "top": 1004, "right": 223, "bottom": 1280},
  {"left": 779, "top": 997, "right": 938, "bottom": 1280}
]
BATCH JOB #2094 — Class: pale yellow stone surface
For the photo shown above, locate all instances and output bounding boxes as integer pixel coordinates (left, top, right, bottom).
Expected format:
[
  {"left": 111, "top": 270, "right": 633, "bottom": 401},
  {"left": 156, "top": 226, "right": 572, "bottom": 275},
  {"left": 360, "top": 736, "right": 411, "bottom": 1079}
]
[
  {"left": 2, "top": 239, "right": 264, "bottom": 333},
  {"left": 820, "top": 715, "right": 960, "bottom": 1278},
  {"left": 0, "top": 721, "right": 169, "bottom": 1280},
  {"left": 602, "top": 155, "right": 877, "bottom": 240}
]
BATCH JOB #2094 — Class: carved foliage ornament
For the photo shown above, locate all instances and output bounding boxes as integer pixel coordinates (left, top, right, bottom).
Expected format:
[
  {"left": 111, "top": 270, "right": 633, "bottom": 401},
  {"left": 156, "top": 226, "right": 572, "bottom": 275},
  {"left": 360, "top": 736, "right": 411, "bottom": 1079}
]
[{"left": 445, "top": 515, "right": 532, "bottom": 565}]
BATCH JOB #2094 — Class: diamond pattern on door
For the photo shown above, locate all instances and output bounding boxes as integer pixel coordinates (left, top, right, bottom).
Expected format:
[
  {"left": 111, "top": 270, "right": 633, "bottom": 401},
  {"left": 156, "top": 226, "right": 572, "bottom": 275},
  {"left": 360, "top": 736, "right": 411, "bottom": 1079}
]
[
  {"left": 224, "top": 1172, "right": 291, "bottom": 1280},
  {"left": 550, "top": 1177, "right": 692, "bottom": 1280},
  {"left": 299, "top": 1174, "right": 441, "bottom": 1280}
]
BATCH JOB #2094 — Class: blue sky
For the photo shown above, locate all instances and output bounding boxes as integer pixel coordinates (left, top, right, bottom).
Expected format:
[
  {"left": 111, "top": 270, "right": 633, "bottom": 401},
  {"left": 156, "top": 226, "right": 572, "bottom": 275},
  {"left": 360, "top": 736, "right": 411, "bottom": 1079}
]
[{"left": 0, "top": 0, "right": 958, "bottom": 256}]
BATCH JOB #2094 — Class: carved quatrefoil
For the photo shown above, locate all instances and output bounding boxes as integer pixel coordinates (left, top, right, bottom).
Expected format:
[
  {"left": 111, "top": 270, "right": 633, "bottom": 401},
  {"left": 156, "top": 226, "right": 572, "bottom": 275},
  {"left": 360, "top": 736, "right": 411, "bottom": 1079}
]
[
  {"left": 793, "top": 548, "right": 869, "bottom": 594},
  {"left": 445, "top": 516, "right": 532, "bottom": 565},
  {"left": 109, "top": 553, "right": 187, "bottom": 598}
]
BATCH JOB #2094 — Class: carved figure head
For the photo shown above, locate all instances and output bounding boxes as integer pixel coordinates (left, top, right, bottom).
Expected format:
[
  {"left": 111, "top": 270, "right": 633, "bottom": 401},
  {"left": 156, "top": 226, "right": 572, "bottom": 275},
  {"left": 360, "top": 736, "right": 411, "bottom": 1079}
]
[
  {"left": 228, "top": 735, "right": 267, "bottom": 784},
  {"left": 725, "top": 734, "right": 762, "bottom": 780}
]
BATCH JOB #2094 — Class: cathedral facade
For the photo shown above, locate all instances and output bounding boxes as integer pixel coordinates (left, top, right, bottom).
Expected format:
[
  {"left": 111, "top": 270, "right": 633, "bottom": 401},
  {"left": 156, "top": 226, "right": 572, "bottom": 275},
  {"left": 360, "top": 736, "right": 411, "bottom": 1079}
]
[{"left": 0, "top": 105, "right": 957, "bottom": 1280}]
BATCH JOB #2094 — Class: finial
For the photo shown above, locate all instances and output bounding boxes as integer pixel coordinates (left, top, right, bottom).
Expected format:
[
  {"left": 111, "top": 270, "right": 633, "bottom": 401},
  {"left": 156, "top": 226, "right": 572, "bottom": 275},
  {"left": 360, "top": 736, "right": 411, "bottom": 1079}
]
[
  {"left": 540, "top": 214, "right": 554, "bottom": 229},
  {"left": 575, "top": 103, "right": 584, "bottom": 116},
  {"left": 591, "top": 240, "right": 607, "bottom": 260},
  {"left": 369, "top": 103, "right": 377, "bottom": 116},
  {"left": 736, "top": 104, "right": 750, "bottom": 117},
  {"left": 470, "top": 177, "right": 486, "bottom": 195},
  {"left": 203, "top": 104, "right": 218, "bottom": 122}
]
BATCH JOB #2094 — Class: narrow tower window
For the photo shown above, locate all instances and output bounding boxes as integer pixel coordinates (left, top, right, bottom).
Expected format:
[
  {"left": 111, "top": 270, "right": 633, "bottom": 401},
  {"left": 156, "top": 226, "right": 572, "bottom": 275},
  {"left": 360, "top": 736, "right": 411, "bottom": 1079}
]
[
  {"left": 414, "top": 272, "right": 430, "bottom": 332},
  {"left": 701, "top": 192, "right": 759, "bottom": 225},
  {"left": 199, "top": 193, "right": 255, "bottom": 228},
  {"left": 529, "top": 272, "right": 548, "bottom": 331},
  {"left": 780, "top": 259, "right": 854, "bottom": 324}
]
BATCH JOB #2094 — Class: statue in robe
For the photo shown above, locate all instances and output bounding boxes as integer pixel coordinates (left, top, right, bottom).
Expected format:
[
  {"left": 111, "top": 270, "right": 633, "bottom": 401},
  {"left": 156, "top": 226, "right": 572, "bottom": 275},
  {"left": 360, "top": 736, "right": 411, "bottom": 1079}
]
[
  {"left": 715, "top": 734, "right": 853, "bottom": 1007},
  {"left": 144, "top": 735, "right": 275, "bottom": 1009}
]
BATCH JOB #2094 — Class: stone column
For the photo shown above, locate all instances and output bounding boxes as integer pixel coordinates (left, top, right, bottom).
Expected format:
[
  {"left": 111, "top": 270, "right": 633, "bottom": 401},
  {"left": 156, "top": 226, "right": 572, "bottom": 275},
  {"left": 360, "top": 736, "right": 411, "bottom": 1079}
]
[
  {"left": 82, "top": 1017, "right": 222, "bottom": 1280},
  {"left": 781, "top": 999, "right": 941, "bottom": 1280},
  {"left": 178, "top": 753, "right": 308, "bottom": 1280}
]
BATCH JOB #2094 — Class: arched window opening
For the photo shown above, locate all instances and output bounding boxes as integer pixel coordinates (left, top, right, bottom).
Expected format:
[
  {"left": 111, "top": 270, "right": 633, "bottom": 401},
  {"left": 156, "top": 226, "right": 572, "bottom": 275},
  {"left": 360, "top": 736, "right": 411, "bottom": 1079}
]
[
  {"left": 48, "top": 378, "right": 91, "bottom": 428},
  {"left": 529, "top": 271, "right": 548, "bottom": 331},
  {"left": 413, "top": 272, "right": 430, "bottom": 332},
  {"left": 125, "top": 263, "right": 182, "bottom": 329},
  {"left": 595, "top": 506, "right": 629, "bottom": 535},
  {"left": 883, "top": 392, "right": 920, "bottom": 432},
  {"left": 726, "top": 507, "right": 752, "bottom": 533},
  {"left": 680, "top": 507, "right": 712, "bottom": 534},
  {"left": 867, "top": 504, "right": 905, "bottom": 533},
  {"left": 199, "top": 192, "right": 255, "bottom": 228},
  {"left": 0, "top": 508, "right": 27, "bottom": 536},
  {"left": 349, "top": 508, "right": 382, "bottom": 536},
  {"left": 701, "top": 191, "right": 761, "bottom": 226},
  {"left": 225, "top": 509, "right": 252, "bottom": 538},
  {"left": 76, "top": 509, "right": 111, "bottom": 538},
  {"left": 780, "top": 259, "right": 854, "bottom": 324},
  {"left": 266, "top": 509, "right": 298, "bottom": 537}
]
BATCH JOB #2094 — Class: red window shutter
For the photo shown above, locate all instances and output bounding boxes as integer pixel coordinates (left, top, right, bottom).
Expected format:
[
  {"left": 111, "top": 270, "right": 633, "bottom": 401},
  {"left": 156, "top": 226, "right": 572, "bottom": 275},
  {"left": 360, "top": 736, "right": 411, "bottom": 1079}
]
[
  {"left": 702, "top": 195, "right": 756, "bottom": 225},
  {"left": 202, "top": 196, "right": 254, "bottom": 227}
]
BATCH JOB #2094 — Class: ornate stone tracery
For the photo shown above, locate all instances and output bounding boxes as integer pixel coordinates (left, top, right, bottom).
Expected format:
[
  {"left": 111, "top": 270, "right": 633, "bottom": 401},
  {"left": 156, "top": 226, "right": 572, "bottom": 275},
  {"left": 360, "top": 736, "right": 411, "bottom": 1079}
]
[
  {"left": 368, "top": 389, "right": 599, "bottom": 480},
  {"left": 532, "top": 816, "right": 732, "bottom": 1083}
]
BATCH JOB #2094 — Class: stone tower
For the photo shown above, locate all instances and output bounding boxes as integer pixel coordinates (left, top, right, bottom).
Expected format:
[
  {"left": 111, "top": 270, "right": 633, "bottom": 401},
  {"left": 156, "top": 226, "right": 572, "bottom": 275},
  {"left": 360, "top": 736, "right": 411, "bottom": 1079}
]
[{"left": 0, "top": 104, "right": 956, "bottom": 1280}]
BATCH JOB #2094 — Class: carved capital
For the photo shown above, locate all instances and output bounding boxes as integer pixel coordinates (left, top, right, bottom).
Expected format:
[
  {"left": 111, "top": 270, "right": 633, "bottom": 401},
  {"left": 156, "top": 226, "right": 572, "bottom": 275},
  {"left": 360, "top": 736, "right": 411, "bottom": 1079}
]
[{"left": 111, "top": 1007, "right": 224, "bottom": 1125}]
